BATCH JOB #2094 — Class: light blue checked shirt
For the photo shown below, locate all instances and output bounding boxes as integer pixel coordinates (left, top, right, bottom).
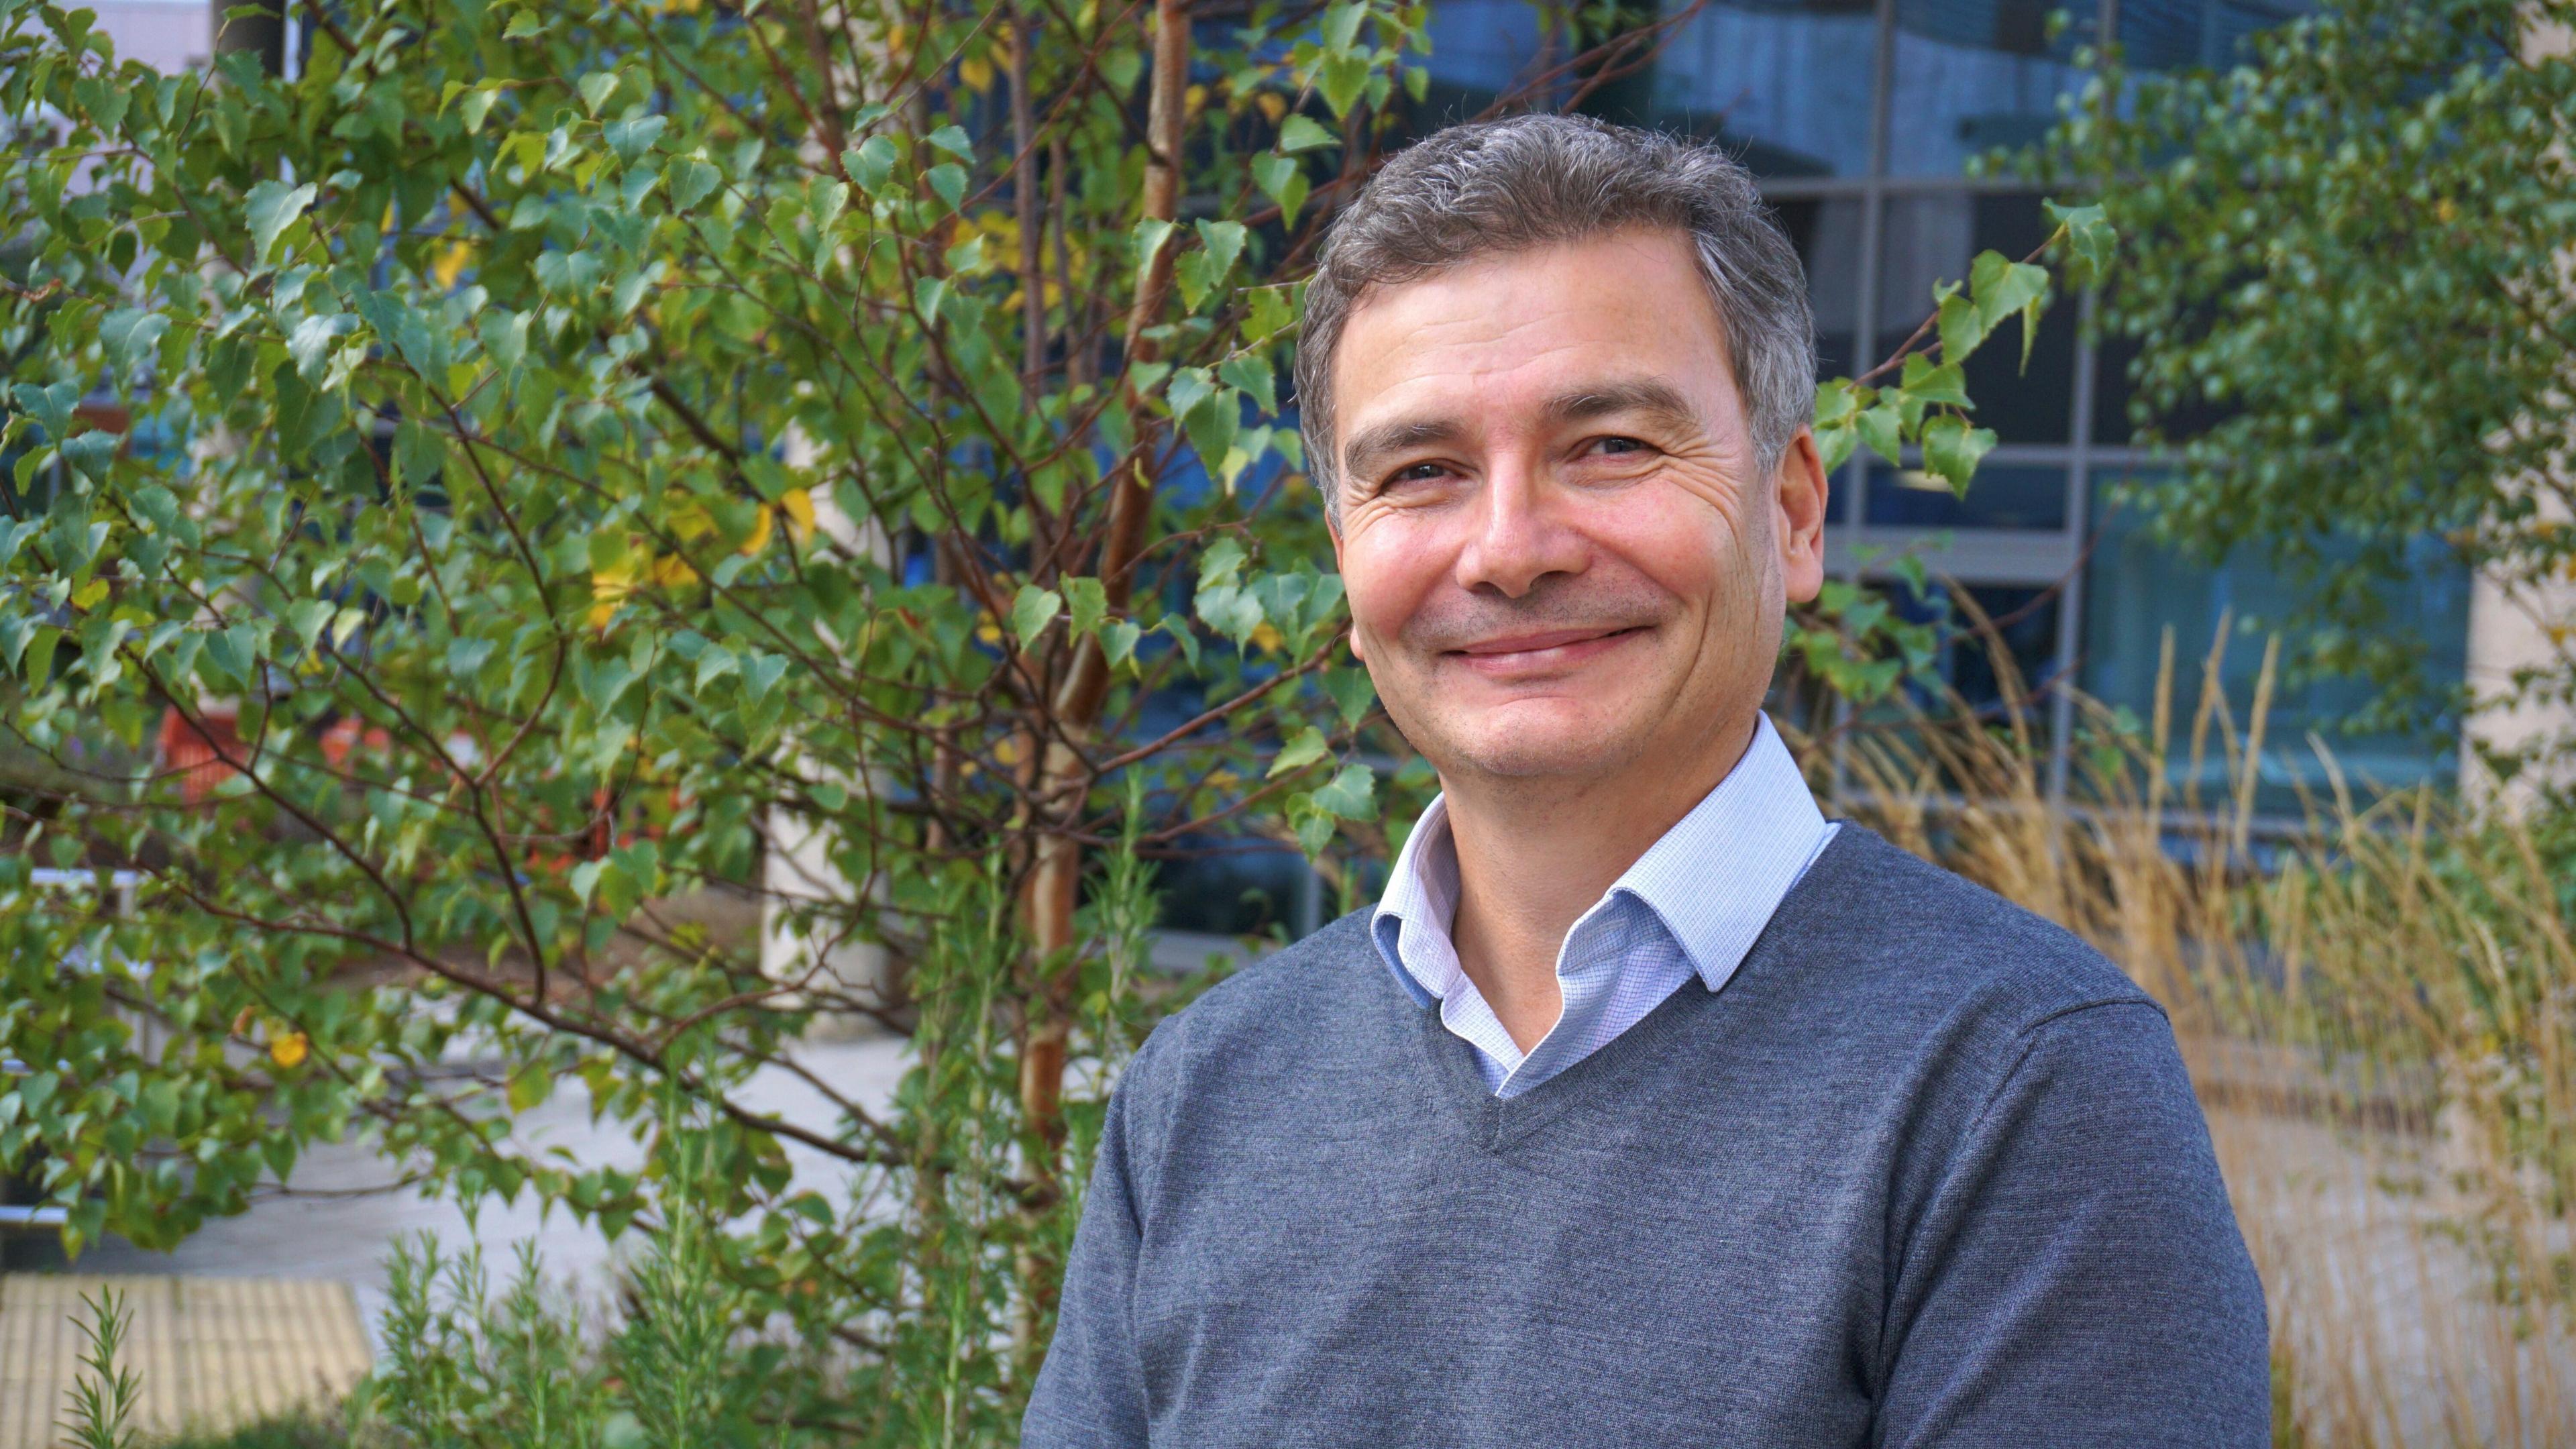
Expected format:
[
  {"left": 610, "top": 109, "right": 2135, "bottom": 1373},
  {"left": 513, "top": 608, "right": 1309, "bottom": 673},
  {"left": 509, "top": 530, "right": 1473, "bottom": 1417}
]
[{"left": 1372, "top": 712, "right": 1837, "bottom": 1098}]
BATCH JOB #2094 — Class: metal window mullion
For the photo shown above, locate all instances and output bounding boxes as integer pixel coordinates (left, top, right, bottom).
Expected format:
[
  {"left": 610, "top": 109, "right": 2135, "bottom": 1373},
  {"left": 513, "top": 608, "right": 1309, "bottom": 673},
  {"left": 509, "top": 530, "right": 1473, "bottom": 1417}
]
[
  {"left": 1828, "top": 0, "right": 1902, "bottom": 805},
  {"left": 2046, "top": 286, "right": 2103, "bottom": 805}
]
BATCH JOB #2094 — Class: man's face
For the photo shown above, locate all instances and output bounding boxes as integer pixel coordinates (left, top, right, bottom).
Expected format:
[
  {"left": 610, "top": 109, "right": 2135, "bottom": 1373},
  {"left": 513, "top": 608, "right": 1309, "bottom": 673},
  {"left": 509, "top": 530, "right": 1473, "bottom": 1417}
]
[{"left": 1328, "top": 229, "right": 1829, "bottom": 787}]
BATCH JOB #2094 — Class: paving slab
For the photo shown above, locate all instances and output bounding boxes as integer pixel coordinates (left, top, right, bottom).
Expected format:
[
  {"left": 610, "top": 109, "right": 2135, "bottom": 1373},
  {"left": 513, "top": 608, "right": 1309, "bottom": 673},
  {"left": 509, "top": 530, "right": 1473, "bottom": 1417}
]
[{"left": 0, "top": 1273, "right": 369, "bottom": 1449}]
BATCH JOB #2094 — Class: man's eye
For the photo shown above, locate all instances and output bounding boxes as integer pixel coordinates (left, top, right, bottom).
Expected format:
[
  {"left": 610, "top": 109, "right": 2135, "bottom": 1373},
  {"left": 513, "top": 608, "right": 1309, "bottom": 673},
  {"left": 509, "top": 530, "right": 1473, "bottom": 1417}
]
[
  {"left": 1590, "top": 436, "right": 1650, "bottom": 457},
  {"left": 1388, "top": 462, "right": 1452, "bottom": 485}
]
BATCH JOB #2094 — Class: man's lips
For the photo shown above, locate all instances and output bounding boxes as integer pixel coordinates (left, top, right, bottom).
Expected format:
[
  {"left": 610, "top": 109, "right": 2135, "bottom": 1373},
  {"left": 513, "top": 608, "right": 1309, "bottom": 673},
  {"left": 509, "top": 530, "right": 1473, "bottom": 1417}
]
[{"left": 1444, "top": 625, "right": 1646, "bottom": 673}]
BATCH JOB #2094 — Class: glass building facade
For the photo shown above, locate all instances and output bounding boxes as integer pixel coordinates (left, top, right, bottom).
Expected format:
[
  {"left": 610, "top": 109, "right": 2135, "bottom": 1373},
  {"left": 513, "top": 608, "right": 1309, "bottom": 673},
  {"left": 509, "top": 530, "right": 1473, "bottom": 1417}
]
[{"left": 1417, "top": 0, "right": 2473, "bottom": 808}]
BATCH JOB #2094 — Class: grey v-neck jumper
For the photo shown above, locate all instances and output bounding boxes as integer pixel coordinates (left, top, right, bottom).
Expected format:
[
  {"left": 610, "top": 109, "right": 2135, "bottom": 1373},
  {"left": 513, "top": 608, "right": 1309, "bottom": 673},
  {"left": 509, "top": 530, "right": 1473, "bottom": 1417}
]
[{"left": 1024, "top": 825, "right": 2268, "bottom": 1447}]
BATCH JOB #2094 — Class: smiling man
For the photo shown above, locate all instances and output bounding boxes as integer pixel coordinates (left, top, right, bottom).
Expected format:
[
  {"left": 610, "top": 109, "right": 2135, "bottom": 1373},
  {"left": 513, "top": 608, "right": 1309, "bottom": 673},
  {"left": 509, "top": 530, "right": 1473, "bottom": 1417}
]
[{"left": 1025, "top": 115, "right": 2268, "bottom": 1448}]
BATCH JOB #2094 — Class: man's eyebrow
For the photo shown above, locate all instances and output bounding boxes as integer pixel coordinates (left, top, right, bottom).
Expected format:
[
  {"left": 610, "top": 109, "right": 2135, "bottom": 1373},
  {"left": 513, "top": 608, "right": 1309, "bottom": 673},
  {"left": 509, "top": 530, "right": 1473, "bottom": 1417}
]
[
  {"left": 1540, "top": 378, "right": 1703, "bottom": 431},
  {"left": 1340, "top": 417, "right": 1468, "bottom": 489}
]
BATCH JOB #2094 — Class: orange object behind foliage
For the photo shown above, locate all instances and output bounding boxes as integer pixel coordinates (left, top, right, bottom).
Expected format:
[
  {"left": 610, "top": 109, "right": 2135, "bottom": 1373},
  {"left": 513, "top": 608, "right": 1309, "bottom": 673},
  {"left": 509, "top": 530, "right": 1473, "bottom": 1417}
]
[{"left": 158, "top": 704, "right": 241, "bottom": 804}]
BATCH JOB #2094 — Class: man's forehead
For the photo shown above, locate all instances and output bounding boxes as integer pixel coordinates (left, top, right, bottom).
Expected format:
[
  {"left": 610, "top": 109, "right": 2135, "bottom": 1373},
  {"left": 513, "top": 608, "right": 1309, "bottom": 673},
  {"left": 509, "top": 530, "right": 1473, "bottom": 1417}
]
[{"left": 1330, "top": 233, "right": 1735, "bottom": 420}]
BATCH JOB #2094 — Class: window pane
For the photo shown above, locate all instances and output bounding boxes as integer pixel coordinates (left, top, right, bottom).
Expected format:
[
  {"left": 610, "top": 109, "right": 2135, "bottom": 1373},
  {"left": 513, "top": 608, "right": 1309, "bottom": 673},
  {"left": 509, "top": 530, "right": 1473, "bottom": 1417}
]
[
  {"left": 2076, "top": 472, "right": 2473, "bottom": 808},
  {"left": 1419, "top": 0, "right": 1553, "bottom": 114},
  {"left": 1876, "top": 193, "right": 2077, "bottom": 442},
  {"left": 1884, "top": 0, "right": 2098, "bottom": 176},
  {"left": 1771, "top": 194, "right": 1868, "bottom": 380},
  {"left": 2118, "top": 0, "right": 2314, "bottom": 72},
  {"left": 1867, "top": 462, "right": 2068, "bottom": 530},
  {"left": 1886, "top": 578, "right": 2067, "bottom": 716},
  {"left": 1650, "top": 0, "right": 1883, "bottom": 180}
]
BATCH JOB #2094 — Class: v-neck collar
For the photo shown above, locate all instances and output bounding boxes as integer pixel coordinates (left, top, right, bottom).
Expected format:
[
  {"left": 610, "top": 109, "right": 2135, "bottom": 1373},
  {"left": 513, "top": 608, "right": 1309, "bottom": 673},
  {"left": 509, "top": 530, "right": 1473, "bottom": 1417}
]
[{"left": 1401, "top": 822, "right": 1874, "bottom": 1151}]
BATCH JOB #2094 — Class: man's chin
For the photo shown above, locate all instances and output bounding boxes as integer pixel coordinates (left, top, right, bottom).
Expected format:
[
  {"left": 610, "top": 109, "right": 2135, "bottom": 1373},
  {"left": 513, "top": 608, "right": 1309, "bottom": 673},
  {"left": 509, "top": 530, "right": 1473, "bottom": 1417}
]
[{"left": 1436, "top": 712, "right": 1647, "bottom": 782}]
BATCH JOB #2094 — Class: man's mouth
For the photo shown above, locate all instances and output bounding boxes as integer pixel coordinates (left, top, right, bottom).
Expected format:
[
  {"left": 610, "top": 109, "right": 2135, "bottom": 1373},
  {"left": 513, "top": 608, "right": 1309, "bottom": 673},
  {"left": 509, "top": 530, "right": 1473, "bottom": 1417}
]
[{"left": 1446, "top": 625, "right": 1647, "bottom": 672}]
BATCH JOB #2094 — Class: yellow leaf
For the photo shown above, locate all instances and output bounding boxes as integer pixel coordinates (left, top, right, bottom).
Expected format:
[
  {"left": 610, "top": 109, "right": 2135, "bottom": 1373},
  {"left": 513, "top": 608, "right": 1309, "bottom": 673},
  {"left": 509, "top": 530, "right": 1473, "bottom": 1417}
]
[
  {"left": 667, "top": 500, "right": 715, "bottom": 542},
  {"left": 1184, "top": 83, "right": 1208, "bottom": 119},
  {"left": 270, "top": 1032, "right": 309, "bottom": 1068},
  {"left": 780, "top": 488, "right": 816, "bottom": 541},
  {"left": 431, "top": 239, "right": 474, "bottom": 290},
  {"left": 651, "top": 552, "right": 701, "bottom": 588},
  {"left": 70, "top": 578, "right": 108, "bottom": 611},
  {"left": 960, "top": 55, "right": 995, "bottom": 93},
  {"left": 1256, "top": 91, "right": 1287, "bottom": 123},
  {"left": 1248, "top": 621, "right": 1284, "bottom": 655},
  {"left": 737, "top": 503, "right": 775, "bottom": 555}
]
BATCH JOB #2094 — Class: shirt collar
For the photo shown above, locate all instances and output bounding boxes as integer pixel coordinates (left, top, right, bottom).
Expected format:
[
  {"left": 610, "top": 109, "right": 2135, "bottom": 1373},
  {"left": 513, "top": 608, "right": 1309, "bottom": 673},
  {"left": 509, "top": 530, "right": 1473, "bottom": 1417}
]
[{"left": 1371, "top": 712, "right": 1829, "bottom": 1003}]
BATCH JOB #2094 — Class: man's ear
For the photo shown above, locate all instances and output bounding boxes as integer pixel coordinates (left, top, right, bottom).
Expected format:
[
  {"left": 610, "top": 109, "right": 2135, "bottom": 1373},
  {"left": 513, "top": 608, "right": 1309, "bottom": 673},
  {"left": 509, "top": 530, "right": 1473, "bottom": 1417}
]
[{"left": 1775, "top": 428, "right": 1829, "bottom": 605}]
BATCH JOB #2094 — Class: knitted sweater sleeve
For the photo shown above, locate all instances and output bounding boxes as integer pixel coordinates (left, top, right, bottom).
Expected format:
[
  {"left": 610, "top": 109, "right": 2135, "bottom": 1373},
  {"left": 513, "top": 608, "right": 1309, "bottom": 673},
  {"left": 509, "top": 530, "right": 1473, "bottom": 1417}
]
[
  {"left": 1876, "top": 1000, "right": 2271, "bottom": 1448},
  {"left": 1021, "top": 1032, "right": 1162, "bottom": 1448}
]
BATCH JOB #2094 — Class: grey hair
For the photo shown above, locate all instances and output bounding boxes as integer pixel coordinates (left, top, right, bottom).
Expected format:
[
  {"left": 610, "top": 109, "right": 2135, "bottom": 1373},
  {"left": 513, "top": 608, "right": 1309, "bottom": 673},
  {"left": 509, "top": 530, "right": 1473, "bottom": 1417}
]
[{"left": 1295, "top": 114, "right": 1815, "bottom": 524}]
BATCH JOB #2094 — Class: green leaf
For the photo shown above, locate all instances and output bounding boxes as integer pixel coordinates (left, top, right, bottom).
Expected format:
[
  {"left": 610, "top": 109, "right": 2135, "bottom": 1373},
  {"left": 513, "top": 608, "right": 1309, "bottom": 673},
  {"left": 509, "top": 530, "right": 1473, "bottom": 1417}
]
[
  {"left": 927, "top": 125, "right": 973, "bottom": 158},
  {"left": 1218, "top": 354, "right": 1277, "bottom": 415},
  {"left": 447, "top": 636, "right": 494, "bottom": 678},
  {"left": 13, "top": 381, "right": 77, "bottom": 441},
  {"left": 668, "top": 158, "right": 721, "bottom": 211},
  {"left": 1316, "top": 54, "right": 1369, "bottom": 118},
  {"left": 394, "top": 419, "right": 445, "bottom": 489},
  {"left": 1063, "top": 576, "right": 1108, "bottom": 640},
  {"left": 1323, "top": 665, "right": 1375, "bottom": 728},
  {"left": 1277, "top": 114, "right": 1336, "bottom": 154},
  {"left": 1322, "top": 2, "right": 1367, "bottom": 48},
  {"left": 202, "top": 623, "right": 260, "bottom": 687},
  {"left": 1311, "top": 762, "right": 1377, "bottom": 820},
  {"left": 604, "top": 114, "right": 667, "bottom": 162},
  {"left": 244, "top": 180, "right": 316, "bottom": 264},
  {"left": 1898, "top": 354, "right": 1972, "bottom": 409},
  {"left": 506, "top": 1062, "right": 549, "bottom": 1113},
  {"left": 1011, "top": 584, "right": 1062, "bottom": 652},
  {"left": 578, "top": 71, "right": 621, "bottom": 117},
  {"left": 743, "top": 651, "right": 789, "bottom": 706},
  {"left": 478, "top": 309, "right": 530, "bottom": 370},
  {"left": 1100, "top": 619, "right": 1143, "bottom": 671},
  {"left": 842, "top": 136, "right": 897, "bottom": 194},
  {"left": 284, "top": 598, "right": 335, "bottom": 653},
  {"left": 1921, "top": 415, "right": 1996, "bottom": 496},
  {"left": 2043, "top": 200, "right": 2114, "bottom": 286},
  {"left": 1267, "top": 725, "right": 1329, "bottom": 778},
  {"left": 1856, "top": 403, "right": 1903, "bottom": 466},
  {"left": 287, "top": 312, "right": 356, "bottom": 381},
  {"left": 1195, "top": 219, "right": 1246, "bottom": 282},
  {"left": 1937, "top": 292, "right": 1986, "bottom": 364},
  {"left": 1969, "top": 250, "right": 2049, "bottom": 334},
  {"left": 925, "top": 162, "right": 967, "bottom": 211},
  {"left": 100, "top": 308, "right": 169, "bottom": 374},
  {"left": 1252, "top": 153, "right": 1309, "bottom": 225}
]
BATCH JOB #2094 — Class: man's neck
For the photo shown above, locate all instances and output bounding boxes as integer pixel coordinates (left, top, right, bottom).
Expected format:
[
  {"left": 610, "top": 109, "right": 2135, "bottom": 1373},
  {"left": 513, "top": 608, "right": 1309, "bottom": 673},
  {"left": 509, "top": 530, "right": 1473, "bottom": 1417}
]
[{"left": 1442, "top": 712, "right": 1759, "bottom": 1053}]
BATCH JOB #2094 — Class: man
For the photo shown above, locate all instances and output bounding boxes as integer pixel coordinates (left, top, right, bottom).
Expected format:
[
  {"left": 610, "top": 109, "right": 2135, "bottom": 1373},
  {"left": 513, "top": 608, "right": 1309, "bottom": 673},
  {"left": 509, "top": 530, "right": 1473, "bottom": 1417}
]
[{"left": 1025, "top": 115, "right": 2267, "bottom": 1447}]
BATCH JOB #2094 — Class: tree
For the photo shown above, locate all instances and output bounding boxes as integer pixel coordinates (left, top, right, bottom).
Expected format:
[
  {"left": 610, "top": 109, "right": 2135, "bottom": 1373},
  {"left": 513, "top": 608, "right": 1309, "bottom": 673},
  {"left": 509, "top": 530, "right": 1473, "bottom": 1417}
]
[
  {"left": 0, "top": 0, "right": 2093, "bottom": 1437},
  {"left": 2045, "top": 0, "right": 2576, "bottom": 799}
]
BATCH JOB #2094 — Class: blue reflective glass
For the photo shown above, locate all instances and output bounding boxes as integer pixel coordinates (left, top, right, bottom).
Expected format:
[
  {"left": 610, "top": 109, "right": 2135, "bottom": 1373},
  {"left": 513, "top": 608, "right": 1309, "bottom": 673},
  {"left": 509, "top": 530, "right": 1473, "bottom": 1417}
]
[
  {"left": 1867, "top": 462, "right": 2068, "bottom": 529},
  {"left": 1650, "top": 0, "right": 1882, "bottom": 179},
  {"left": 2077, "top": 473, "right": 2473, "bottom": 804},
  {"left": 1884, "top": 0, "right": 2098, "bottom": 176},
  {"left": 1423, "top": 0, "right": 1552, "bottom": 102},
  {"left": 1770, "top": 194, "right": 1868, "bottom": 380},
  {"left": 2118, "top": 0, "right": 2314, "bottom": 72}
]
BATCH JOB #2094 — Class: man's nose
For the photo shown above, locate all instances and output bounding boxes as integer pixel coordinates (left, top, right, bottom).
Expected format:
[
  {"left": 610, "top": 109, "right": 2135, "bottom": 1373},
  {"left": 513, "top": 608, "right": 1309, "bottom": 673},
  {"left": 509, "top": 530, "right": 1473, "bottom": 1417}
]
[{"left": 1454, "top": 460, "right": 1587, "bottom": 598}]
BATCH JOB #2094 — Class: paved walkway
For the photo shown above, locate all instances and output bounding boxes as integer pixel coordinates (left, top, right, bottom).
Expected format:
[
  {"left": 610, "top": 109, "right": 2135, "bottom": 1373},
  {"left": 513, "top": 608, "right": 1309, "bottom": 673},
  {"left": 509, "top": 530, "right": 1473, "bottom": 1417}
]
[
  {"left": 0, "top": 1275, "right": 370, "bottom": 1449},
  {"left": 60, "top": 1034, "right": 912, "bottom": 1345}
]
